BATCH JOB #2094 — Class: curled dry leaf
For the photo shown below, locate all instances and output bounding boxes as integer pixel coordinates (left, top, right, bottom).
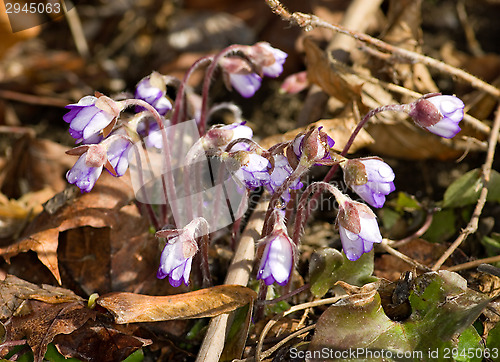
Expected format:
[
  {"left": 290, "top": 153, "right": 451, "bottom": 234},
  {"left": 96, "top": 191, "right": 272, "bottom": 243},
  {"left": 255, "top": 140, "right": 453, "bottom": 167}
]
[{"left": 96, "top": 284, "right": 257, "bottom": 324}]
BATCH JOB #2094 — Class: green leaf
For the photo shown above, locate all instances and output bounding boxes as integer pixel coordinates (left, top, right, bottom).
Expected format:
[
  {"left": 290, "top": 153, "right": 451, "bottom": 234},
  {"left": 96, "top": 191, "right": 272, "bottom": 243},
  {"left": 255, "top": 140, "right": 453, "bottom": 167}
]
[
  {"left": 481, "top": 233, "right": 500, "bottom": 266},
  {"left": 309, "top": 248, "right": 377, "bottom": 298},
  {"left": 454, "top": 326, "right": 483, "bottom": 362},
  {"left": 443, "top": 169, "right": 500, "bottom": 208},
  {"left": 422, "top": 208, "right": 456, "bottom": 243},
  {"left": 309, "top": 271, "right": 491, "bottom": 361},
  {"left": 394, "top": 192, "right": 421, "bottom": 213},
  {"left": 486, "top": 322, "right": 500, "bottom": 362}
]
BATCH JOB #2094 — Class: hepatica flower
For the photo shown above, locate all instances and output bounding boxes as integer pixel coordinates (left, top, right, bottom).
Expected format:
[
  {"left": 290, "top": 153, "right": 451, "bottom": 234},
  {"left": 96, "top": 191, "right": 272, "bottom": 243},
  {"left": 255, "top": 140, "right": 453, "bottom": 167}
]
[
  {"left": 134, "top": 72, "right": 172, "bottom": 116},
  {"left": 407, "top": 94, "right": 465, "bottom": 139},
  {"left": 64, "top": 95, "right": 124, "bottom": 142},
  {"left": 335, "top": 193, "right": 382, "bottom": 261},
  {"left": 257, "top": 211, "right": 295, "bottom": 286},
  {"left": 248, "top": 42, "right": 288, "bottom": 78},
  {"left": 342, "top": 157, "right": 395, "bottom": 208},
  {"left": 66, "top": 135, "right": 131, "bottom": 192},
  {"left": 292, "top": 128, "right": 335, "bottom": 166},
  {"left": 227, "top": 151, "right": 271, "bottom": 189},
  {"left": 156, "top": 218, "right": 207, "bottom": 287}
]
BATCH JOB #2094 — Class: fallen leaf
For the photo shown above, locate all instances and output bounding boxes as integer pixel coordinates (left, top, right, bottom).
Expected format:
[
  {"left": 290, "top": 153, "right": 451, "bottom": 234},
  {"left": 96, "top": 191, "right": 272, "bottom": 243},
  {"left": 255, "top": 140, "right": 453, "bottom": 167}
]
[
  {"left": 303, "top": 37, "right": 364, "bottom": 106},
  {"left": 97, "top": 284, "right": 257, "bottom": 324},
  {"left": 0, "top": 173, "right": 135, "bottom": 284},
  {"left": 0, "top": 274, "right": 83, "bottom": 320},
  {"left": 4, "top": 300, "right": 96, "bottom": 362},
  {"left": 54, "top": 322, "right": 151, "bottom": 362}
]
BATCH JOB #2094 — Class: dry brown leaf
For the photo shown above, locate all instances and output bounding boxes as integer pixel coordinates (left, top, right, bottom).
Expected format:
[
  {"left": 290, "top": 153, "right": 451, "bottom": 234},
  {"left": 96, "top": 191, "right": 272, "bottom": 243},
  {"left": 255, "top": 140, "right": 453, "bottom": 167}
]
[
  {"left": 303, "top": 37, "right": 364, "bottom": 106},
  {"left": 0, "top": 274, "right": 83, "bottom": 320},
  {"left": 259, "top": 116, "right": 374, "bottom": 152},
  {"left": 3, "top": 300, "right": 96, "bottom": 362},
  {"left": 97, "top": 284, "right": 257, "bottom": 324},
  {"left": 54, "top": 322, "right": 151, "bottom": 362},
  {"left": 0, "top": 173, "right": 135, "bottom": 284}
]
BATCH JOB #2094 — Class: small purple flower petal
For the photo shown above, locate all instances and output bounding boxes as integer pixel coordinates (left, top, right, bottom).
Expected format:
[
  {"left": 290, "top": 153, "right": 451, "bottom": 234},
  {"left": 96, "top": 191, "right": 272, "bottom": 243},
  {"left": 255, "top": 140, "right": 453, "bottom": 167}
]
[
  {"left": 106, "top": 137, "right": 131, "bottom": 176},
  {"left": 265, "top": 154, "right": 303, "bottom": 203},
  {"left": 229, "top": 73, "right": 262, "bottom": 98},
  {"left": 232, "top": 152, "right": 271, "bottom": 189},
  {"left": 256, "top": 42, "right": 288, "bottom": 78}
]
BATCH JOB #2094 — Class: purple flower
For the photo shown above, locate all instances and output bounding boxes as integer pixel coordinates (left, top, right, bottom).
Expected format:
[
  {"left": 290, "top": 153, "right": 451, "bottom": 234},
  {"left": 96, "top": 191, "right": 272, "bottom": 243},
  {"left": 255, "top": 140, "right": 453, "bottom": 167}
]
[
  {"left": 134, "top": 72, "right": 172, "bottom": 116},
  {"left": 229, "top": 151, "right": 271, "bottom": 189},
  {"left": 265, "top": 154, "right": 303, "bottom": 203},
  {"left": 257, "top": 212, "right": 295, "bottom": 286},
  {"left": 66, "top": 144, "right": 107, "bottom": 193},
  {"left": 66, "top": 136, "right": 131, "bottom": 192},
  {"left": 64, "top": 95, "right": 123, "bottom": 142},
  {"left": 220, "top": 57, "right": 263, "bottom": 98},
  {"left": 335, "top": 194, "right": 382, "bottom": 261},
  {"left": 343, "top": 158, "right": 395, "bottom": 208},
  {"left": 156, "top": 233, "right": 197, "bottom": 287},
  {"left": 249, "top": 42, "right": 288, "bottom": 78},
  {"left": 408, "top": 95, "right": 464, "bottom": 139}
]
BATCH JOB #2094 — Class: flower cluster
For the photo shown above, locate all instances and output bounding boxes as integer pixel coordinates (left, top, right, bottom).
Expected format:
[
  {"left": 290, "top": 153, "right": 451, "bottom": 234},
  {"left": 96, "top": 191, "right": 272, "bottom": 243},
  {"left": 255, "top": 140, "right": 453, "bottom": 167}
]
[{"left": 62, "top": 41, "right": 465, "bottom": 291}]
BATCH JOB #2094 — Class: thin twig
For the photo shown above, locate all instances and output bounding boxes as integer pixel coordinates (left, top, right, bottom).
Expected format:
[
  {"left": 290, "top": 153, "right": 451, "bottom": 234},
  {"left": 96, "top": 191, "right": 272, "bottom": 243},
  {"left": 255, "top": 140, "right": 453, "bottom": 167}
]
[
  {"left": 265, "top": 0, "right": 500, "bottom": 99},
  {"left": 0, "top": 89, "right": 69, "bottom": 108},
  {"left": 379, "top": 239, "right": 432, "bottom": 272},
  {"left": 388, "top": 210, "right": 435, "bottom": 249},
  {"left": 432, "top": 105, "right": 500, "bottom": 271},
  {"left": 447, "top": 256, "right": 500, "bottom": 272},
  {"left": 61, "top": 0, "right": 90, "bottom": 58}
]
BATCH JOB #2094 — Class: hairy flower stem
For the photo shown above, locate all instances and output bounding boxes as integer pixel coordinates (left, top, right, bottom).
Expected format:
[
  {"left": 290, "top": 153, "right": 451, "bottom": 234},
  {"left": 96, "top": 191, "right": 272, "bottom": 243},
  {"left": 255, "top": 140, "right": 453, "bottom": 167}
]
[
  {"left": 171, "top": 56, "right": 213, "bottom": 125},
  {"left": 303, "top": 104, "right": 405, "bottom": 221},
  {"left": 198, "top": 45, "right": 247, "bottom": 134},
  {"left": 262, "top": 163, "right": 309, "bottom": 237},
  {"left": 293, "top": 182, "right": 341, "bottom": 246},
  {"left": 123, "top": 99, "right": 178, "bottom": 227}
]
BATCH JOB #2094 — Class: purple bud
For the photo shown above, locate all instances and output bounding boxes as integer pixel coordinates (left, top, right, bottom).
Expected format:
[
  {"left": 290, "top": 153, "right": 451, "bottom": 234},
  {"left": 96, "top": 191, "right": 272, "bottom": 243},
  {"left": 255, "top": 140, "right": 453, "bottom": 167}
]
[
  {"left": 104, "top": 136, "right": 131, "bottom": 177},
  {"left": 336, "top": 195, "right": 382, "bottom": 261},
  {"left": 134, "top": 72, "right": 172, "bottom": 116},
  {"left": 343, "top": 158, "right": 395, "bottom": 208},
  {"left": 64, "top": 95, "right": 122, "bottom": 142},
  {"left": 257, "top": 212, "right": 295, "bottom": 286},
  {"left": 204, "top": 122, "right": 253, "bottom": 151},
  {"left": 408, "top": 95, "right": 464, "bottom": 139}
]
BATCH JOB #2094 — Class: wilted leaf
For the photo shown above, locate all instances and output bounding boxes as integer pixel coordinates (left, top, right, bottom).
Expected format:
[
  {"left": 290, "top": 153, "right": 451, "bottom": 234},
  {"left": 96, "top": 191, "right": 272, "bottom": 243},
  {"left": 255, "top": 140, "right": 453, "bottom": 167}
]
[
  {"left": 54, "top": 322, "right": 151, "bottom": 362},
  {"left": 97, "top": 284, "right": 256, "bottom": 324},
  {"left": 0, "top": 274, "right": 83, "bottom": 320},
  {"left": 4, "top": 300, "right": 96, "bottom": 362},
  {"left": 0, "top": 173, "right": 135, "bottom": 284},
  {"left": 309, "top": 271, "right": 490, "bottom": 360},
  {"left": 303, "top": 37, "right": 363, "bottom": 105}
]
